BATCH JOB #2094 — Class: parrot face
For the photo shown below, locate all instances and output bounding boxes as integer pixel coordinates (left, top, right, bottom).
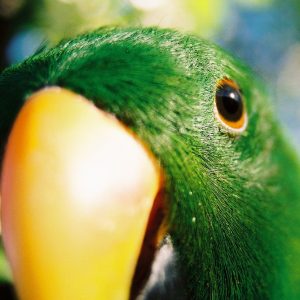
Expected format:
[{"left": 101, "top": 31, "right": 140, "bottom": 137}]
[{"left": 0, "top": 27, "right": 300, "bottom": 300}]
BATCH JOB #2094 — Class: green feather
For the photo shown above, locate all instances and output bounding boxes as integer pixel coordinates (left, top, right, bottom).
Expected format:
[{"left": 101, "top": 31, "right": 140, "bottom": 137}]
[
  {"left": 0, "top": 27, "right": 299, "bottom": 299},
  {"left": 0, "top": 243, "right": 12, "bottom": 282}
]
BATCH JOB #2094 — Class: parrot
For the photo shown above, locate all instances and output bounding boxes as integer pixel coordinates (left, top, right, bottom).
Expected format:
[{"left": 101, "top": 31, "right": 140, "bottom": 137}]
[{"left": 0, "top": 27, "right": 299, "bottom": 300}]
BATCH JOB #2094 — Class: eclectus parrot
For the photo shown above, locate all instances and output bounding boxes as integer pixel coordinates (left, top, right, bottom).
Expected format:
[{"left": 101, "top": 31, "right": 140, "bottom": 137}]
[{"left": 0, "top": 27, "right": 299, "bottom": 300}]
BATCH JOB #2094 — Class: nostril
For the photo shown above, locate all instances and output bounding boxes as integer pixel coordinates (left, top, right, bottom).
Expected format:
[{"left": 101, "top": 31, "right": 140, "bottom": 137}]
[{"left": 0, "top": 282, "right": 18, "bottom": 300}]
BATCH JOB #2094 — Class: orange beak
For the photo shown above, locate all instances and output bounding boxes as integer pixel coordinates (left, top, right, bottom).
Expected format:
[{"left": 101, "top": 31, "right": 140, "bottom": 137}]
[{"left": 1, "top": 87, "right": 161, "bottom": 300}]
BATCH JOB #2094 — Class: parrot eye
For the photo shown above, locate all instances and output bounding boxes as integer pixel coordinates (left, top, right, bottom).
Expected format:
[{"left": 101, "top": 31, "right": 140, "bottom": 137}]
[{"left": 214, "top": 78, "right": 247, "bottom": 134}]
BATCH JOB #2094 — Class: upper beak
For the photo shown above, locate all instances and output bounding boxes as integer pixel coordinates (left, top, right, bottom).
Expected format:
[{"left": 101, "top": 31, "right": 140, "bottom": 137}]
[{"left": 1, "top": 87, "right": 161, "bottom": 300}]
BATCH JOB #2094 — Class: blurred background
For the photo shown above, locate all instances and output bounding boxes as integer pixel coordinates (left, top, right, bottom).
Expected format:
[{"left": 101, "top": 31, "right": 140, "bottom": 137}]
[{"left": 0, "top": 0, "right": 299, "bottom": 149}]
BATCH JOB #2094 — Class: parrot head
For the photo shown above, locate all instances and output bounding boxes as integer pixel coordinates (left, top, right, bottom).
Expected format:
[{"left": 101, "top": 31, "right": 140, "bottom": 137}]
[{"left": 0, "top": 27, "right": 299, "bottom": 300}]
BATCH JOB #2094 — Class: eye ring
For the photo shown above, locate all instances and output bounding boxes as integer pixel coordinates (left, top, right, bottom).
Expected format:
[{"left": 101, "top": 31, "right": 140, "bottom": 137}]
[{"left": 214, "top": 78, "right": 248, "bottom": 134}]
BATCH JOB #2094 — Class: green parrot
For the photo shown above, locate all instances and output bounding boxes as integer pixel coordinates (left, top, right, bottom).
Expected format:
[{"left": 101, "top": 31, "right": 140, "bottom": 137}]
[{"left": 0, "top": 27, "right": 300, "bottom": 300}]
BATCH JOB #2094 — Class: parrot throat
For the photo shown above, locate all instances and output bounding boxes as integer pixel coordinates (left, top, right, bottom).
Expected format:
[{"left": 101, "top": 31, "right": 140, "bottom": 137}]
[{"left": 130, "top": 187, "right": 179, "bottom": 300}]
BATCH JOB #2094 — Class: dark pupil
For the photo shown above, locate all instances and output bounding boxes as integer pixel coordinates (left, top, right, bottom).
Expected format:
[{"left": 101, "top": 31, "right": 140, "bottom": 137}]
[{"left": 216, "top": 84, "right": 243, "bottom": 122}]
